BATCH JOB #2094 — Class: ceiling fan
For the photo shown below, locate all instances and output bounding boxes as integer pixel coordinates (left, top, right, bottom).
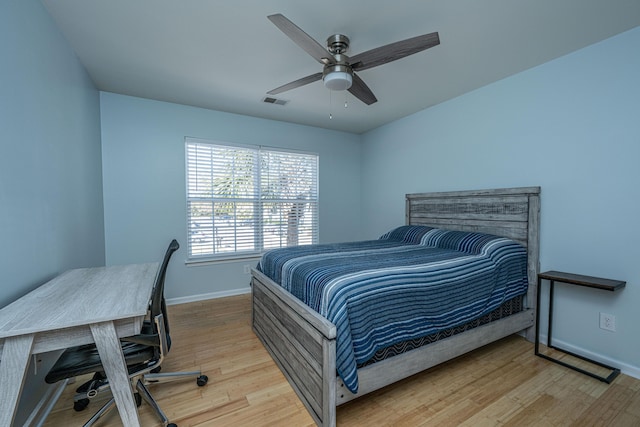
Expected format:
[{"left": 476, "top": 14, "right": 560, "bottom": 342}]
[{"left": 266, "top": 13, "right": 440, "bottom": 105}]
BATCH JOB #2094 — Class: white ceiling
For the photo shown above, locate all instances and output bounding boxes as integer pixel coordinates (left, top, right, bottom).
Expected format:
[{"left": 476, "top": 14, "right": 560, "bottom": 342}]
[{"left": 42, "top": 0, "right": 640, "bottom": 134}]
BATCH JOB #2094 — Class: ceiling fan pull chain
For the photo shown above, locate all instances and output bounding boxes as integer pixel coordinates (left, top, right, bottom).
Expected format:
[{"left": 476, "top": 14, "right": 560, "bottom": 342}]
[{"left": 329, "top": 90, "right": 333, "bottom": 119}]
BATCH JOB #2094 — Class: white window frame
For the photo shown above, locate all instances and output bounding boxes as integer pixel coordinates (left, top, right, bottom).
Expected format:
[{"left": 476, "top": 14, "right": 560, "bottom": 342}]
[{"left": 185, "top": 137, "right": 319, "bottom": 263}]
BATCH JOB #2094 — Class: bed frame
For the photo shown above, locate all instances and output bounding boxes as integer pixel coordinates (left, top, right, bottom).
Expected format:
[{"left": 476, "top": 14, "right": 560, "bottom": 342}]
[{"left": 251, "top": 186, "right": 540, "bottom": 426}]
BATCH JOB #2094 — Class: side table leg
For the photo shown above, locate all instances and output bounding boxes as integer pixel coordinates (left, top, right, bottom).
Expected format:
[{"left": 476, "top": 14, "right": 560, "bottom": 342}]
[
  {"left": 548, "top": 280, "right": 555, "bottom": 348},
  {"left": 535, "top": 276, "right": 542, "bottom": 355}
]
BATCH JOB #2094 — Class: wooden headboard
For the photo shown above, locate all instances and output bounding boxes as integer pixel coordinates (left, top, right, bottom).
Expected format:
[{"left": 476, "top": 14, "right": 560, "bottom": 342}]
[{"left": 406, "top": 186, "right": 541, "bottom": 340}]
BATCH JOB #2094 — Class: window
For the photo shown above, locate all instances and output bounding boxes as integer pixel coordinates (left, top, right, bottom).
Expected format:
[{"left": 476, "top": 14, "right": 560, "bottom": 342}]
[{"left": 185, "top": 138, "right": 319, "bottom": 261}]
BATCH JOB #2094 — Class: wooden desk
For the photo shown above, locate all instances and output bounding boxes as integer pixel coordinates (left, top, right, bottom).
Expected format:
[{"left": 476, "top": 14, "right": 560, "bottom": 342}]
[
  {"left": 535, "top": 270, "right": 625, "bottom": 383},
  {"left": 0, "top": 263, "right": 159, "bottom": 427}
]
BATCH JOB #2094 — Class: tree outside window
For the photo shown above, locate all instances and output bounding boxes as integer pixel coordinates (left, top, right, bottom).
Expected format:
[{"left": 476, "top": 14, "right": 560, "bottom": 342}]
[{"left": 186, "top": 138, "right": 318, "bottom": 260}]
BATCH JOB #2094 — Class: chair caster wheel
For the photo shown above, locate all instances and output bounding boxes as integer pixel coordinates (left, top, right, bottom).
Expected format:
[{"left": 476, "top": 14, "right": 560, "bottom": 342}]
[
  {"left": 168, "top": 424, "right": 177, "bottom": 427},
  {"left": 73, "top": 398, "right": 90, "bottom": 412},
  {"left": 135, "top": 392, "right": 142, "bottom": 407},
  {"left": 196, "top": 375, "right": 208, "bottom": 387}
]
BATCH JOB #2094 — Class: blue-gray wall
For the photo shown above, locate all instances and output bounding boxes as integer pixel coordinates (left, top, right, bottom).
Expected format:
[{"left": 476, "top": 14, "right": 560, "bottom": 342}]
[
  {"left": 0, "top": 0, "right": 104, "bottom": 423},
  {"left": 99, "top": 93, "right": 363, "bottom": 301},
  {"left": 361, "top": 27, "right": 640, "bottom": 378},
  {"left": 1, "top": 1, "right": 105, "bottom": 308}
]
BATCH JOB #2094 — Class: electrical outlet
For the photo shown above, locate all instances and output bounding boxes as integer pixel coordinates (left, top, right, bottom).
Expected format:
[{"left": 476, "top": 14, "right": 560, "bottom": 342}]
[
  {"left": 599, "top": 312, "right": 616, "bottom": 332},
  {"left": 243, "top": 264, "right": 251, "bottom": 275}
]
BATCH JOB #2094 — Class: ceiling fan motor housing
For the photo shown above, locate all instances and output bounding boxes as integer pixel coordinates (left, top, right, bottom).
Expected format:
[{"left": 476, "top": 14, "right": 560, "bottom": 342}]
[{"left": 327, "top": 34, "right": 350, "bottom": 54}]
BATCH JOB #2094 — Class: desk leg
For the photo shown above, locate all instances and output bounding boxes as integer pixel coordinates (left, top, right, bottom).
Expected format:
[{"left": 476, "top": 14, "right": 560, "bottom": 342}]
[
  {"left": 0, "top": 334, "right": 35, "bottom": 427},
  {"left": 91, "top": 322, "right": 141, "bottom": 427}
]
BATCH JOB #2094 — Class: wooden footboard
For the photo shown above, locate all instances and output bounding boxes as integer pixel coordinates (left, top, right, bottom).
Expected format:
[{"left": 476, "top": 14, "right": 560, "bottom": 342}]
[{"left": 251, "top": 268, "right": 337, "bottom": 426}]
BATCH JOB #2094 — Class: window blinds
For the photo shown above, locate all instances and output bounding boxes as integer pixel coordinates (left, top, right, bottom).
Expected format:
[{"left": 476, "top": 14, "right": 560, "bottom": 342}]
[{"left": 186, "top": 139, "right": 318, "bottom": 260}]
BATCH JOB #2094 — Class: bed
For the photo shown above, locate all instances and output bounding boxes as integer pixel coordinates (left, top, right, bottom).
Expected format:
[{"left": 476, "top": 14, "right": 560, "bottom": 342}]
[{"left": 251, "top": 186, "right": 540, "bottom": 426}]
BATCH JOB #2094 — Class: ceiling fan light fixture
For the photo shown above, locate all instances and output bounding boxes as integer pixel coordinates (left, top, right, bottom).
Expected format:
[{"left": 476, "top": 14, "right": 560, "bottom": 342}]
[
  {"left": 323, "top": 60, "right": 353, "bottom": 91},
  {"left": 323, "top": 71, "right": 353, "bottom": 91}
]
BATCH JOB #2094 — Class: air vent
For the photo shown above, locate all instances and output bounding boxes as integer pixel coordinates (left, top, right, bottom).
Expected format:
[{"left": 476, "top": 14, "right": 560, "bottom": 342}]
[{"left": 262, "top": 96, "right": 288, "bottom": 106}]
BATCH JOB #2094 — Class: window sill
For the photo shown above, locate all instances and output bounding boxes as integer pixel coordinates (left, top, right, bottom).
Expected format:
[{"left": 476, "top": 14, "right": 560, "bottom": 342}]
[{"left": 185, "top": 254, "right": 262, "bottom": 267}]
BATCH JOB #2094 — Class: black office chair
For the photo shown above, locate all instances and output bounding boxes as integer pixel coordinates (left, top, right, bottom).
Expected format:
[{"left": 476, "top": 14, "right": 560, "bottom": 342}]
[{"left": 46, "top": 239, "right": 208, "bottom": 427}]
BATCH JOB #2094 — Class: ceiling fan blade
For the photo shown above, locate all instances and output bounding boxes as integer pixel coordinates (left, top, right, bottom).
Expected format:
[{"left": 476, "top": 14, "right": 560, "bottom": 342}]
[
  {"left": 350, "top": 32, "right": 440, "bottom": 72},
  {"left": 348, "top": 73, "right": 377, "bottom": 105},
  {"left": 268, "top": 14, "right": 334, "bottom": 65},
  {"left": 267, "top": 72, "right": 323, "bottom": 95}
]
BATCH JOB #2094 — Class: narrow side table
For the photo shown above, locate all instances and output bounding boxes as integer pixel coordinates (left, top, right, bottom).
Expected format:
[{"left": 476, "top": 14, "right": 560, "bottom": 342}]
[{"left": 535, "top": 270, "right": 625, "bottom": 383}]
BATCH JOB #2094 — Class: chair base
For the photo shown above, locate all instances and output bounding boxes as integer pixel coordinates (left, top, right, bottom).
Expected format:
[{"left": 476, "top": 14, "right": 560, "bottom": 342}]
[{"left": 75, "top": 370, "right": 208, "bottom": 427}]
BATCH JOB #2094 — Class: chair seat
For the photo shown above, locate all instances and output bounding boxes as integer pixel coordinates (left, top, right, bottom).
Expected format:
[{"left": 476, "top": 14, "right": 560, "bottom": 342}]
[{"left": 45, "top": 341, "right": 155, "bottom": 384}]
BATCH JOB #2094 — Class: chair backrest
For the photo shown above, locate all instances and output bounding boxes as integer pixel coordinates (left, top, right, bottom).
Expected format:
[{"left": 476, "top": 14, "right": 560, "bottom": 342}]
[{"left": 150, "top": 239, "right": 179, "bottom": 337}]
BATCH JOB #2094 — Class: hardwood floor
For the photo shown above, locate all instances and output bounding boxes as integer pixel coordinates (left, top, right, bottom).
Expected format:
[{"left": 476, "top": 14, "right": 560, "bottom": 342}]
[{"left": 43, "top": 294, "right": 640, "bottom": 426}]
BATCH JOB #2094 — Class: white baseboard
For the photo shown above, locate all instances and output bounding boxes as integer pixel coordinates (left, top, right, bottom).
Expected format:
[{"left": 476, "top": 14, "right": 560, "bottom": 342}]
[
  {"left": 539, "top": 334, "right": 640, "bottom": 380},
  {"left": 166, "top": 287, "right": 251, "bottom": 306}
]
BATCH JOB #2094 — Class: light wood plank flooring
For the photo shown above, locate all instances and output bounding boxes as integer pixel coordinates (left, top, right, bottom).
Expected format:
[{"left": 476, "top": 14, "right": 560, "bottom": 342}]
[{"left": 43, "top": 294, "right": 640, "bottom": 426}]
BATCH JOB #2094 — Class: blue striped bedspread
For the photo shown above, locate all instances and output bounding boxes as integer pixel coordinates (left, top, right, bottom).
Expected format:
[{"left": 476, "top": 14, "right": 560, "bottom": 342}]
[{"left": 257, "top": 226, "right": 529, "bottom": 394}]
